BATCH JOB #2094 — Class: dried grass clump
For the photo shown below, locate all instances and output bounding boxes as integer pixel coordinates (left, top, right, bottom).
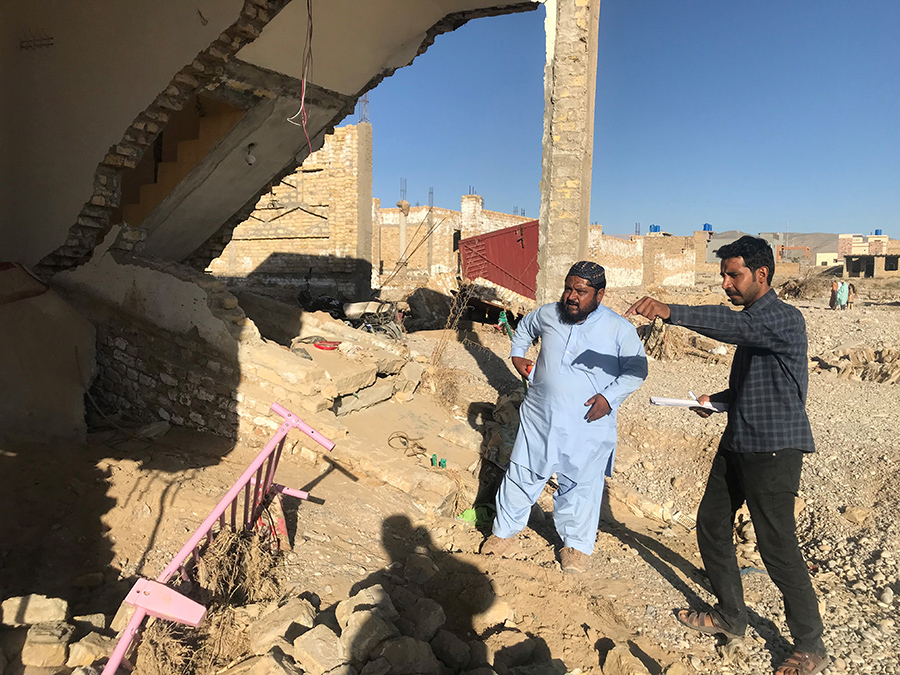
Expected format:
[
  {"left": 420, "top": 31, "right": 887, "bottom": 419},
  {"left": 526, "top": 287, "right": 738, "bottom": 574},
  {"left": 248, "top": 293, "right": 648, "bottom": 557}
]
[
  {"left": 424, "top": 366, "right": 463, "bottom": 412},
  {"left": 136, "top": 620, "right": 191, "bottom": 675},
  {"left": 135, "top": 529, "right": 281, "bottom": 675},
  {"left": 196, "top": 528, "right": 280, "bottom": 604}
]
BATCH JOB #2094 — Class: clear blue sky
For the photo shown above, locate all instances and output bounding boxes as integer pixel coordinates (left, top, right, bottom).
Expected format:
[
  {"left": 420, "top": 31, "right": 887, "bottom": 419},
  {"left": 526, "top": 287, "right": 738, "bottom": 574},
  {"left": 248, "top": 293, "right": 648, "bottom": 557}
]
[{"left": 350, "top": 1, "right": 899, "bottom": 238}]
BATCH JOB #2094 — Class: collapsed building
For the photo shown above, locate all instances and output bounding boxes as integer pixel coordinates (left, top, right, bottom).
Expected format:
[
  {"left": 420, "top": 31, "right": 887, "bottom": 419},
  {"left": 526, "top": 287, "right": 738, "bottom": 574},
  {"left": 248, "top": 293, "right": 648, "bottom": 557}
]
[{"left": 2, "top": 0, "right": 562, "bottom": 445}]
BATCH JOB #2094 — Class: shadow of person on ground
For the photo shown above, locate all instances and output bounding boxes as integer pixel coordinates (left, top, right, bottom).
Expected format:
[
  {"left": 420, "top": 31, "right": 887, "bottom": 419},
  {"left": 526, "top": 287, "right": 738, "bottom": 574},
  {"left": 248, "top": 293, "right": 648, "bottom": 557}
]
[
  {"left": 334, "top": 514, "right": 567, "bottom": 673},
  {"left": 600, "top": 492, "right": 789, "bottom": 661}
]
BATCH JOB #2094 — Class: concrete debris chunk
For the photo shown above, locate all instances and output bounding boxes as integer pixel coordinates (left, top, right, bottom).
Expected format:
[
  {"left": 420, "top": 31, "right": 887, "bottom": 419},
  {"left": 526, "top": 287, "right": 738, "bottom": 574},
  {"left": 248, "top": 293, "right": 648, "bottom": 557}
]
[
  {"left": 403, "top": 553, "right": 439, "bottom": 585},
  {"left": 340, "top": 609, "right": 399, "bottom": 662},
  {"left": 1, "top": 595, "right": 68, "bottom": 626},
  {"left": 359, "top": 656, "right": 391, "bottom": 675},
  {"left": 483, "top": 630, "right": 536, "bottom": 669},
  {"left": 66, "top": 631, "right": 116, "bottom": 667},
  {"left": 400, "top": 598, "right": 445, "bottom": 642},
  {"left": 374, "top": 636, "right": 441, "bottom": 675},
  {"left": 293, "top": 624, "right": 347, "bottom": 675},
  {"left": 333, "top": 381, "right": 395, "bottom": 416},
  {"left": 249, "top": 598, "right": 317, "bottom": 655},
  {"left": 220, "top": 649, "right": 304, "bottom": 675},
  {"left": 430, "top": 629, "right": 470, "bottom": 671},
  {"left": 21, "top": 621, "right": 75, "bottom": 667},
  {"left": 335, "top": 584, "right": 399, "bottom": 630}
]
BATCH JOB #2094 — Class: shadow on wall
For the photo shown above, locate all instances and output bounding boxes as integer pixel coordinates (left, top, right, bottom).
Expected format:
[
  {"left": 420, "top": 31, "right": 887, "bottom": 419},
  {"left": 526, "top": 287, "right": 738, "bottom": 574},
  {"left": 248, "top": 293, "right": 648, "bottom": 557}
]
[
  {"left": 0, "top": 265, "right": 243, "bottom": 614},
  {"left": 214, "top": 252, "right": 373, "bottom": 304}
]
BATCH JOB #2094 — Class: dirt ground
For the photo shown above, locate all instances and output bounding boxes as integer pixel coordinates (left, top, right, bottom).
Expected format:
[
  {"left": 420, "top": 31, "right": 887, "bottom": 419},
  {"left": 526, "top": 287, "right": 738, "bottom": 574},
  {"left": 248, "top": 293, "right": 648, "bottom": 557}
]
[{"left": 2, "top": 275, "right": 899, "bottom": 674}]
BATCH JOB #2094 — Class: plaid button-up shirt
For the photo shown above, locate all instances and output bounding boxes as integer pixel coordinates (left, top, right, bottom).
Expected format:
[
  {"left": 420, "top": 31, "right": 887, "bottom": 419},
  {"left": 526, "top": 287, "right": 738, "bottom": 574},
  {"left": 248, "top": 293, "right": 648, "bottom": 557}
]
[{"left": 667, "top": 289, "right": 815, "bottom": 453}]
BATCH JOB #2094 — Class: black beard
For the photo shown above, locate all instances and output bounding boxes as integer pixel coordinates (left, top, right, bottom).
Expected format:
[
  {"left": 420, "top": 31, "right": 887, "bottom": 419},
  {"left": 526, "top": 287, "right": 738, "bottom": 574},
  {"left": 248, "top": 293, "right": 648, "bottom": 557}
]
[{"left": 556, "top": 301, "right": 591, "bottom": 325}]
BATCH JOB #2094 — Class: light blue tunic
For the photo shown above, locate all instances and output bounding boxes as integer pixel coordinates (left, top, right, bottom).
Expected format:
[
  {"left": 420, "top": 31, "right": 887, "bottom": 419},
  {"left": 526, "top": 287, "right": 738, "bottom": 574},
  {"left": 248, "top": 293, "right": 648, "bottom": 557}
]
[
  {"left": 493, "top": 302, "right": 648, "bottom": 554},
  {"left": 509, "top": 302, "right": 648, "bottom": 479}
]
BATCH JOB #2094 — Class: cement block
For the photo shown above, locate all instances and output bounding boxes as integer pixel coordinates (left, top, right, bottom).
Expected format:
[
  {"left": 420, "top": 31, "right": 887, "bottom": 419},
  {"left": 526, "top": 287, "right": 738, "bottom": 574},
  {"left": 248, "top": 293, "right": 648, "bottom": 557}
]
[
  {"left": 326, "top": 363, "right": 378, "bottom": 398},
  {"left": 1, "top": 596, "right": 68, "bottom": 627}
]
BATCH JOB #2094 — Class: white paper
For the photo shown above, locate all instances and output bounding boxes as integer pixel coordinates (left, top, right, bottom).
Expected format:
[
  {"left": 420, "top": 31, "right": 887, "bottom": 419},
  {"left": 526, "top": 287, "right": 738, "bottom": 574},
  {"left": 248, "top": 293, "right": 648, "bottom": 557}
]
[{"left": 649, "top": 396, "right": 728, "bottom": 413}]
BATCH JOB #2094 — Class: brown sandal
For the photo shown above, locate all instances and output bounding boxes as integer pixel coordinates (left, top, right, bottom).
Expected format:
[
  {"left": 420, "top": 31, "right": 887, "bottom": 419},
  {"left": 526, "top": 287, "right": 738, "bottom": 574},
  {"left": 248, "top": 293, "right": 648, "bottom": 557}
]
[
  {"left": 775, "top": 650, "right": 828, "bottom": 675},
  {"left": 675, "top": 609, "right": 742, "bottom": 639}
]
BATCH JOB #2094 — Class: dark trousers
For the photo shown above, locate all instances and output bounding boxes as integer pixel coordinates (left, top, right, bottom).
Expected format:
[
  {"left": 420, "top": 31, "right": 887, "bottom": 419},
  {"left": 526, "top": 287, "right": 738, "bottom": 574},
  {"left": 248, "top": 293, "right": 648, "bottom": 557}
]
[{"left": 696, "top": 449, "right": 825, "bottom": 656}]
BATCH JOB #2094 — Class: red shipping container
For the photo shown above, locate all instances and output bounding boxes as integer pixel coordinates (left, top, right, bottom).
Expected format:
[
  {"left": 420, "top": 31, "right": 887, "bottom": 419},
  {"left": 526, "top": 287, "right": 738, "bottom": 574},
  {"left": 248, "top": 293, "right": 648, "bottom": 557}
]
[{"left": 458, "top": 220, "right": 538, "bottom": 300}]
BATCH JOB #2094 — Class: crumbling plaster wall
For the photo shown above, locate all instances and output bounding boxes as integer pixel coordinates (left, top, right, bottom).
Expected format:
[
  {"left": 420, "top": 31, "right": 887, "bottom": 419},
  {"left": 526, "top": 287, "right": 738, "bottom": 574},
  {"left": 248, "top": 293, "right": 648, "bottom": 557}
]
[{"left": 0, "top": 0, "right": 245, "bottom": 266}]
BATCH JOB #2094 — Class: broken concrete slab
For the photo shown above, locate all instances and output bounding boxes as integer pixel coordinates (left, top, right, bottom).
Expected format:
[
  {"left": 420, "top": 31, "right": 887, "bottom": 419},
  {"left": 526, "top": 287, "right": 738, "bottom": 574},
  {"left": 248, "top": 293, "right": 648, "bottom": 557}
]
[
  {"left": 333, "top": 381, "right": 395, "bottom": 416},
  {"left": 1, "top": 596, "right": 68, "bottom": 627},
  {"left": 439, "top": 423, "right": 483, "bottom": 450}
]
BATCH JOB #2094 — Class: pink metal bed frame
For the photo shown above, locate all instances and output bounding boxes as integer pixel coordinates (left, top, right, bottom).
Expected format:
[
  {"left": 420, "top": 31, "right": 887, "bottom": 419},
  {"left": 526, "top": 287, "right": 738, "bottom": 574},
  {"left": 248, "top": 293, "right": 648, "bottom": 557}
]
[{"left": 101, "top": 402, "right": 334, "bottom": 675}]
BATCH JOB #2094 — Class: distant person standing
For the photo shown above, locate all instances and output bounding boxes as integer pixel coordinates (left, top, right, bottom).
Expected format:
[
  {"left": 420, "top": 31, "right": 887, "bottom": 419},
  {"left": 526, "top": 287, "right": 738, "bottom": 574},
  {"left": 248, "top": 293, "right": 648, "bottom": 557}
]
[
  {"left": 626, "top": 236, "right": 827, "bottom": 675},
  {"left": 836, "top": 281, "right": 849, "bottom": 310},
  {"left": 847, "top": 282, "right": 856, "bottom": 310},
  {"left": 829, "top": 280, "right": 838, "bottom": 310}
]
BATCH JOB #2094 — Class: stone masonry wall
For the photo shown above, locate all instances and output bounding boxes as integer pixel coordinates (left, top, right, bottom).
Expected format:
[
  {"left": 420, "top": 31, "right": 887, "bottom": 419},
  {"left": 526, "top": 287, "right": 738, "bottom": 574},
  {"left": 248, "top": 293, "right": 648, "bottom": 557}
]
[{"left": 208, "top": 123, "right": 373, "bottom": 300}]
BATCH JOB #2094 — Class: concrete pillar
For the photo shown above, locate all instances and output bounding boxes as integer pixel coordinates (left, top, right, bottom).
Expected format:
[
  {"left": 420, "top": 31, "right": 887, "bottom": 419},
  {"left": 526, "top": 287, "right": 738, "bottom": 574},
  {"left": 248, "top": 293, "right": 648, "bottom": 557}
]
[{"left": 535, "top": 0, "right": 602, "bottom": 306}]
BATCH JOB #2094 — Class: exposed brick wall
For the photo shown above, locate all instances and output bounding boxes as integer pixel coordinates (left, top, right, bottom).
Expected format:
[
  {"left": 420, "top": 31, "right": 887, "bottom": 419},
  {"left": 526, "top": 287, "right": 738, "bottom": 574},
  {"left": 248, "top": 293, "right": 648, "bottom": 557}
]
[
  {"left": 208, "top": 123, "right": 373, "bottom": 300},
  {"left": 83, "top": 296, "right": 241, "bottom": 437}
]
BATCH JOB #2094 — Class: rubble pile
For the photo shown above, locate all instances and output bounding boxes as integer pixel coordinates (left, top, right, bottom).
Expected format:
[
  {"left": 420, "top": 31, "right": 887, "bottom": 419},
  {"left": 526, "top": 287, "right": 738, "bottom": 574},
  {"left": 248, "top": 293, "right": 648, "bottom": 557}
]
[{"left": 813, "top": 343, "right": 900, "bottom": 383}]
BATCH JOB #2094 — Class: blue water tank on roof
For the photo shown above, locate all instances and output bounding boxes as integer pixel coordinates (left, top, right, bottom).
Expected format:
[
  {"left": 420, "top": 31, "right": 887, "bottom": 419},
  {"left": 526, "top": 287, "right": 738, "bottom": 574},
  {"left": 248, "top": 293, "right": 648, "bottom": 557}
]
[
  {"left": 875, "top": 229, "right": 883, "bottom": 235},
  {"left": 703, "top": 223, "right": 713, "bottom": 232}
]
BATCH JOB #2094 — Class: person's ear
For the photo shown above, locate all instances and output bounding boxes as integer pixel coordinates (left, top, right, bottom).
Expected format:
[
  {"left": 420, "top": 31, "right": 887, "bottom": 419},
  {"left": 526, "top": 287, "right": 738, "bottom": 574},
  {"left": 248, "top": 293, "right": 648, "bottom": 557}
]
[
  {"left": 757, "top": 266, "right": 769, "bottom": 285},
  {"left": 595, "top": 288, "right": 606, "bottom": 303}
]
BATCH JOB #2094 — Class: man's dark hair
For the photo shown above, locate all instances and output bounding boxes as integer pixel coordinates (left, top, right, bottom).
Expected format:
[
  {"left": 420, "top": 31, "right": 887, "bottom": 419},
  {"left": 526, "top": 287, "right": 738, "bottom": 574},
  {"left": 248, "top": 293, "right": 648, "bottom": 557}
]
[{"left": 716, "top": 235, "right": 774, "bottom": 284}]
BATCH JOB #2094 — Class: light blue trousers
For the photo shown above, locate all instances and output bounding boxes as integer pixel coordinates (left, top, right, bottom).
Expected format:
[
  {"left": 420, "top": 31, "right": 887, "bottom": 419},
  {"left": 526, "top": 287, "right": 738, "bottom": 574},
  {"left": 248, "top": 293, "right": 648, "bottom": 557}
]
[{"left": 492, "top": 460, "right": 605, "bottom": 555}]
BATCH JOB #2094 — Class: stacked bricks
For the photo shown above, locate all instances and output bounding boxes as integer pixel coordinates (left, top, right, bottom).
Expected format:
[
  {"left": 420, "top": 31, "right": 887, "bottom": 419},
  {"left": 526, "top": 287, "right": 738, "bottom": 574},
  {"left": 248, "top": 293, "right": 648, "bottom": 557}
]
[{"left": 33, "top": 0, "right": 293, "bottom": 279}]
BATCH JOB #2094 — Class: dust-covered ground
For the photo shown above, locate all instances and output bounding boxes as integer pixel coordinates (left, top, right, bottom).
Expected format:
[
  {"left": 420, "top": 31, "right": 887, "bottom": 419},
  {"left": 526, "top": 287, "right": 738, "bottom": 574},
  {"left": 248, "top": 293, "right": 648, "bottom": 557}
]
[{"left": 1, "top": 277, "right": 899, "bottom": 675}]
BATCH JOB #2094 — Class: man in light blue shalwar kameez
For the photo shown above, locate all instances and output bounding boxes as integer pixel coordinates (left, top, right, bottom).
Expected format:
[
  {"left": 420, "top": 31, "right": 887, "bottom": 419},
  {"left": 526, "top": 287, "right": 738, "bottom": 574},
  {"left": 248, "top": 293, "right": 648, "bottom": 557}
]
[{"left": 481, "top": 261, "right": 648, "bottom": 573}]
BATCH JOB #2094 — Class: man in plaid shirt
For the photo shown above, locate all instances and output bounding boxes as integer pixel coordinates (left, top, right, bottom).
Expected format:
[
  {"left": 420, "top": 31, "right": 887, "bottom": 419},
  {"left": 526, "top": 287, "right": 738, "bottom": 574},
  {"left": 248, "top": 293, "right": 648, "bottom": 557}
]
[{"left": 627, "top": 236, "right": 827, "bottom": 675}]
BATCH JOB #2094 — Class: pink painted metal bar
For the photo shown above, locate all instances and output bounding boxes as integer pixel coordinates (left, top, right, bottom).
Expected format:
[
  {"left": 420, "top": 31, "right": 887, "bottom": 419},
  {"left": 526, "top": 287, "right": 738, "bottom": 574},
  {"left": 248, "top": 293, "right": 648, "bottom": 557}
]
[{"left": 101, "top": 403, "right": 332, "bottom": 675}]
